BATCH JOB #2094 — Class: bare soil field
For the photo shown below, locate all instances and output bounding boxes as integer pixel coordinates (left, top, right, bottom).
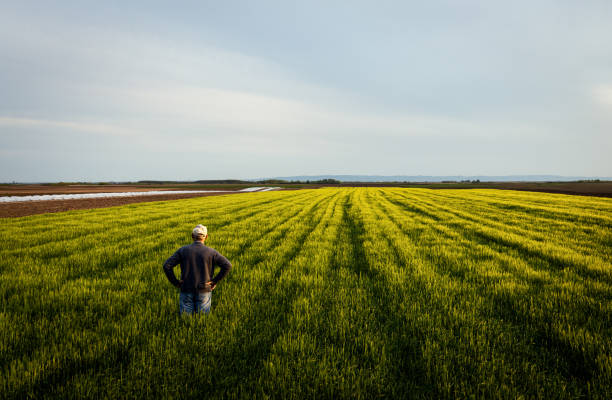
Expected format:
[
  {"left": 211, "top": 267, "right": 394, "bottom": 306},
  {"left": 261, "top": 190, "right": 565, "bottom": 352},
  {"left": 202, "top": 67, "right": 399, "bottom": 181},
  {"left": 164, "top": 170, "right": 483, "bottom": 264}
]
[
  {"left": 333, "top": 181, "right": 612, "bottom": 197},
  {"left": 0, "top": 191, "right": 238, "bottom": 218},
  {"left": 0, "top": 184, "right": 178, "bottom": 196},
  {"left": 497, "top": 181, "right": 612, "bottom": 197}
]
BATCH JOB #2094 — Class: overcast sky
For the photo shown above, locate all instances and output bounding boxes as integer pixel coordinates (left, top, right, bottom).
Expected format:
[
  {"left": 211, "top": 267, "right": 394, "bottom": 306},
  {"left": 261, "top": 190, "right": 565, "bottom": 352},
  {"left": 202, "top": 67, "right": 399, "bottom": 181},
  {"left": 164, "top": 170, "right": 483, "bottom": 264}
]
[{"left": 1, "top": 1, "right": 611, "bottom": 181}]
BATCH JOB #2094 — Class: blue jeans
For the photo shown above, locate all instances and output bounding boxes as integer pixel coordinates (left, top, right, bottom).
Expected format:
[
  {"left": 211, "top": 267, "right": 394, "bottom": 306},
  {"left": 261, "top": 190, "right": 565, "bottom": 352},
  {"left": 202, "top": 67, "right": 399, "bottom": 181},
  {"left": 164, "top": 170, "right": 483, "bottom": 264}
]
[{"left": 179, "top": 291, "right": 212, "bottom": 315}]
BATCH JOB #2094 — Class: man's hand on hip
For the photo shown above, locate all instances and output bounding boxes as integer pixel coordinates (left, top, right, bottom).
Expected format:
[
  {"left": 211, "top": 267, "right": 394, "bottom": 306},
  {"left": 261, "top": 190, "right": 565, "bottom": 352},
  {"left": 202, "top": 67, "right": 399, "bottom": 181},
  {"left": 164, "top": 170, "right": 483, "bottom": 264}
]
[{"left": 206, "top": 281, "right": 217, "bottom": 290}]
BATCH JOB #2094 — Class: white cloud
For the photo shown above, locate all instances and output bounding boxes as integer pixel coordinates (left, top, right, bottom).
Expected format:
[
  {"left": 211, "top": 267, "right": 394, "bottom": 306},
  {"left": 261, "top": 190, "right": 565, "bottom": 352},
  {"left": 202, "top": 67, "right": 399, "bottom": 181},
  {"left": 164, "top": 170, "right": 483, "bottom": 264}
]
[
  {"left": 0, "top": 117, "right": 142, "bottom": 137},
  {"left": 592, "top": 85, "right": 612, "bottom": 108},
  {"left": 0, "top": 13, "right": 559, "bottom": 148}
]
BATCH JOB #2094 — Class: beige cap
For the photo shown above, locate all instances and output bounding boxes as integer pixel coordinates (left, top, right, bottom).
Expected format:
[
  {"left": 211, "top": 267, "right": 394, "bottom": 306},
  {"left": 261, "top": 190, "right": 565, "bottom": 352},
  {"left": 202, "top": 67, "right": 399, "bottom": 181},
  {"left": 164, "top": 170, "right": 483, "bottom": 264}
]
[{"left": 192, "top": 224, "right": 207, "bottom": 236}]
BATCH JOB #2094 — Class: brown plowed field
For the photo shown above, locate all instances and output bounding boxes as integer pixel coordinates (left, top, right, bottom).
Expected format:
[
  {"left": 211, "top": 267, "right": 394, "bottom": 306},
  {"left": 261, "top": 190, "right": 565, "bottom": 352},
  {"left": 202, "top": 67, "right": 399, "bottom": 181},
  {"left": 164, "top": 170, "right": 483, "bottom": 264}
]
[
  {"left": 0, "top": 185, "right": 180, "bottom": 196},
  {"left": 332, "top": 182, "right": 612, "bottom": 197},
  {"left": 0, "top": 191, "right": 238, "bottom": 218}
]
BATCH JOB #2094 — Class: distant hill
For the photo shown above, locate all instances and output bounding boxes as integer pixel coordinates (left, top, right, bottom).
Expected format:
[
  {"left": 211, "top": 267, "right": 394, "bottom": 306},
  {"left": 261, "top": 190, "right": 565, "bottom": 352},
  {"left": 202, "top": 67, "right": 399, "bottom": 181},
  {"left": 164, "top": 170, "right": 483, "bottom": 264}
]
[{"left": 263, "top": 175, "right": 611, "bottom": 183}]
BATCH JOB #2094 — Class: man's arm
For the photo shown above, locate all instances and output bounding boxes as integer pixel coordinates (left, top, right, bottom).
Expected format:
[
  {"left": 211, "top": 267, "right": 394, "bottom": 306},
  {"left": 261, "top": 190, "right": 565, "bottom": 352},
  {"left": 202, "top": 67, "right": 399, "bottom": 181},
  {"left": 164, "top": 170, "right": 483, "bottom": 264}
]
[
  {"left": 211, "top": 251, "right": 232, "bottom": 285},
  {"left": 162, "top": 250, "right": 182, "bottom": 288}
]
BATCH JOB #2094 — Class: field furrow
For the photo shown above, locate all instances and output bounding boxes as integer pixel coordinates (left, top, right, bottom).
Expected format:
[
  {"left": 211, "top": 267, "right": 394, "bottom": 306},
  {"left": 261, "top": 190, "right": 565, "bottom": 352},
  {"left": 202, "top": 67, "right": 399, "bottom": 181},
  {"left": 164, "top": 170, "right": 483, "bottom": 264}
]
[
  {"left": 382, "top": 189, "right": 612, "bottom": 285},
  {"left": 386, "top": 189, "right": 612, "bottom": 259}
]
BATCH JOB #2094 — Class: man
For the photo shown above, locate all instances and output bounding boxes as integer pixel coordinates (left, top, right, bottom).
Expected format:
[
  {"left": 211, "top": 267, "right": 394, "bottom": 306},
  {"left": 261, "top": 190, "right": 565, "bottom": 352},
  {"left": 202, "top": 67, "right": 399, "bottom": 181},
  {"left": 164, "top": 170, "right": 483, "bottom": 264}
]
[{"left": 163, "top": 224, "right": 232, "bottom": 314}]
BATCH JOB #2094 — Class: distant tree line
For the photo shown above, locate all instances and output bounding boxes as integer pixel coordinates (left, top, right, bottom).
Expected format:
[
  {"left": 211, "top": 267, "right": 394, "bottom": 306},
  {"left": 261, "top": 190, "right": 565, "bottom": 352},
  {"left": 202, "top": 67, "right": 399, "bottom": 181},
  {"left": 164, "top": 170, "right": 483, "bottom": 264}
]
[
  {"left": 138, "top": 180, "right": 249, "bottom": 184},
  {"left": 440, "top": 180, "right": 481, "bottom": 184},
  {"left": 136, "top": 179, "right": 342, "bottom": 185}
]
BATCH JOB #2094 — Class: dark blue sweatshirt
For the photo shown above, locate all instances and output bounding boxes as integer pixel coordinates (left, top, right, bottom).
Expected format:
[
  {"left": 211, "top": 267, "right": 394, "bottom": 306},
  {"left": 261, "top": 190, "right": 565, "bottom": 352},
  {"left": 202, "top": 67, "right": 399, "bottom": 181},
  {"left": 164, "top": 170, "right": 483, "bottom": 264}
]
[{"left": 163, "top": 242, "right": 232, "bottom": 293}]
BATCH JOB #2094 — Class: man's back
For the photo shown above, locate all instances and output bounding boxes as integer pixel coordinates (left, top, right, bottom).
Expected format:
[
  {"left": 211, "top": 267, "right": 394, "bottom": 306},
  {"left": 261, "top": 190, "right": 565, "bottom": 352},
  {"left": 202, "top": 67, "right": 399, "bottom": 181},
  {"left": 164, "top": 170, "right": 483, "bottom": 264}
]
[{"left": 163, "top": 242, "right": 232, "bottom": 293}]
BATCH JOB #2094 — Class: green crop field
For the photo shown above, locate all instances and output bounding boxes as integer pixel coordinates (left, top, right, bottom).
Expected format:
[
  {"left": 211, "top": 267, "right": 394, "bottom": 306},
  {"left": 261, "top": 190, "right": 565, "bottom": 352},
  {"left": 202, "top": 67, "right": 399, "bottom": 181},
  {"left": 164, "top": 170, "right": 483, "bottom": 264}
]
[{"left": 1, "top": 188, "right": 611, "bottom": 399}]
